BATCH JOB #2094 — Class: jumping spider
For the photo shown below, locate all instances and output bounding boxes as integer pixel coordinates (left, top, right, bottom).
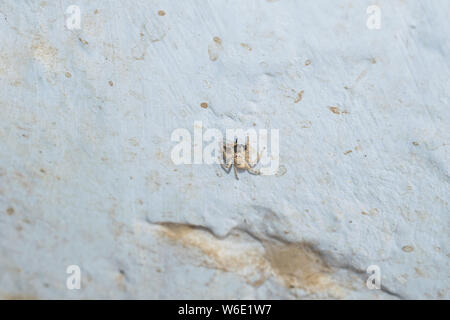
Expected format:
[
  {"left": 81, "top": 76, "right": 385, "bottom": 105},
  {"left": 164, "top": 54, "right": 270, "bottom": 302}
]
[{"left": 220, "top": 137, "right": 263, "bottom": 180}]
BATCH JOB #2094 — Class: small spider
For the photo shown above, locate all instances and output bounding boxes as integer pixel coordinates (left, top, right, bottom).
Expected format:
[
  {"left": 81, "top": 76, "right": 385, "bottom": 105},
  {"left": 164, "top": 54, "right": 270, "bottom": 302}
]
[{"left": 220, "top": 137, "right": 263, "bottom": 180}]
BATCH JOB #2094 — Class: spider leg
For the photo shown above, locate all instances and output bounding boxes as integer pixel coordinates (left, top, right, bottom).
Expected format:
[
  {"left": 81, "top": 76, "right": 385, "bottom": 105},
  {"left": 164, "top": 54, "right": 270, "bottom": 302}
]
[
  {"left": 233, "top": 163, "right": 239, "bottom": 180},
  {"left": 221, "top": 160, "right": 232, "bottom": 173},
  {"left": 242, "top": 159, "right": 260, "bottom": 175},
  {"left": 249, "top": 150, "right": 263, "bottom": 168}
]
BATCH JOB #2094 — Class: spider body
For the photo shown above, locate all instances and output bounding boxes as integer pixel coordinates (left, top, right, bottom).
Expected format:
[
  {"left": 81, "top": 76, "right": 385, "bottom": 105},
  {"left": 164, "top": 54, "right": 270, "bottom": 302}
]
[{"left": 220, "top": 137, "right": 262, "bottom": 180}]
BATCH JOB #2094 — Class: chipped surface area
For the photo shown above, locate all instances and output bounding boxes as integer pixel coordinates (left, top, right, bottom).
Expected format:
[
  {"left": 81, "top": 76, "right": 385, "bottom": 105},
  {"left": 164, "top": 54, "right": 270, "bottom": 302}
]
[{"left": 0, "top": 0, "right": 449, "bottom": 299}]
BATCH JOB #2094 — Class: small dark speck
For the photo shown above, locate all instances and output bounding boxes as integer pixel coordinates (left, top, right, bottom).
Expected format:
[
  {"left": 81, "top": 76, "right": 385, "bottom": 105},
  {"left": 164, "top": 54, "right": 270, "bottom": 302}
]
[
  {"left": 412, "top": 141, "right": 419, "bottom": 146},
  {"left": 6, "top": 207, "right": 14, "bottom": 215},
  {"left": 119, "top": 269, "right": 125, "bottom": 275},
  {"left": 78, "top": 37, "right": 88, "bottom": 45}
]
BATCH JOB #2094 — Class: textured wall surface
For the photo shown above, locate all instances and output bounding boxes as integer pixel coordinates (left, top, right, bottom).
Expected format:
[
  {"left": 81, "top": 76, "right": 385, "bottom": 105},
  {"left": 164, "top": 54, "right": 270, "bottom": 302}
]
[{"left": 0, "top": 0, "right": 449, "bottom": 299}]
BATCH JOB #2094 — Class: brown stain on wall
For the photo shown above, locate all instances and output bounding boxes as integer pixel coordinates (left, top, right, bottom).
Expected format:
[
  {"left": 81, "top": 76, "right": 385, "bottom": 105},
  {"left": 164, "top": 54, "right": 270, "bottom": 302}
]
[
  {"left": 240, "top": 43, "right": 252, "bottom": 51},
  {"left": 402, "top": 245, "right": 414, "bottom": 253},
  {"left": 264, "top": 242, "right": 334, "bottom": 291},
  {"left": 157, "top": 223, "right": 266, "bottom": 277},
  {"left": 157, "top": 223, "right": 343, "bottom": 296},
  {"left": 1, "top": 294, "right": 39, "bottom": 300},
  {"left": 294, "top": 90, "right": 304, "bottom": 103},
  {"left": 328, "top": 106, "right": 349, "bottom": 115},
  {"left": 208, "top": 37, "right": 223, "bottom": 61}
]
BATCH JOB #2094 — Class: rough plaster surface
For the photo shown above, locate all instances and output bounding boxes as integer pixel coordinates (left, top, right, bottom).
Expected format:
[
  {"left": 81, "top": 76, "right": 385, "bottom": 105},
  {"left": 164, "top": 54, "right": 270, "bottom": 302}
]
[{"left": 0, "top": 0, "right": 449, "bottom": 299}]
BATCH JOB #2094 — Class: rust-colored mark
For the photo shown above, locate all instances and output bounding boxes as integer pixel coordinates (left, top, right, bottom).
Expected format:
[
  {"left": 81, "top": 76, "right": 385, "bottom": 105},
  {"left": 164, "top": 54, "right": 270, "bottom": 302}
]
[
  {"left": 200, "top": 102, "right": 208, "bottom": 109},
  {"left": 328, "top": 106, "right": 349, "bottom": 115},
  {"left": 294, "top": 90, "right": 304, "bottom": 103},
  {"left": 329, "top": 106, "right": 341, "bottom": 114}
]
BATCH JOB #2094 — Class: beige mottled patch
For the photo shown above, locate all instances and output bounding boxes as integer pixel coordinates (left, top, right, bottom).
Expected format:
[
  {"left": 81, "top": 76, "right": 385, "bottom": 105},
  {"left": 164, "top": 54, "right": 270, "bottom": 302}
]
[
  {"left": 31, "top": 36, "right": 60, "bottom": 82},
  {"left": 156, "top": 223, "right": 345, "bottom": 296},
  {"left": 299, "top": 120, "right": 312, "bottom": 128},
  {"left": 158, "top": 10, "right": 166, "bottom": 16},
  {"left": 146, "top": 171, "right": 161, "bottom": 192},
  {"left": 157, "top": 223, "right": 267, "bottom": 285},
  {"left": 415, "top": 268, "right": 425, "bottom": 276},
  {"left": 155, "top": 149, "right": 164, "bottom": 160},
  {"left": 200, "top": 102, "right": 208, "bottom": 109},
  {"left": 128, "top": 137, "right": 139, "bottom": 146},
  {"left": 1, "top": 293, "right": 38, "bottom": 300},
  {"left": 264, "top": 242, "right": 336, "bottom": 292}
]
